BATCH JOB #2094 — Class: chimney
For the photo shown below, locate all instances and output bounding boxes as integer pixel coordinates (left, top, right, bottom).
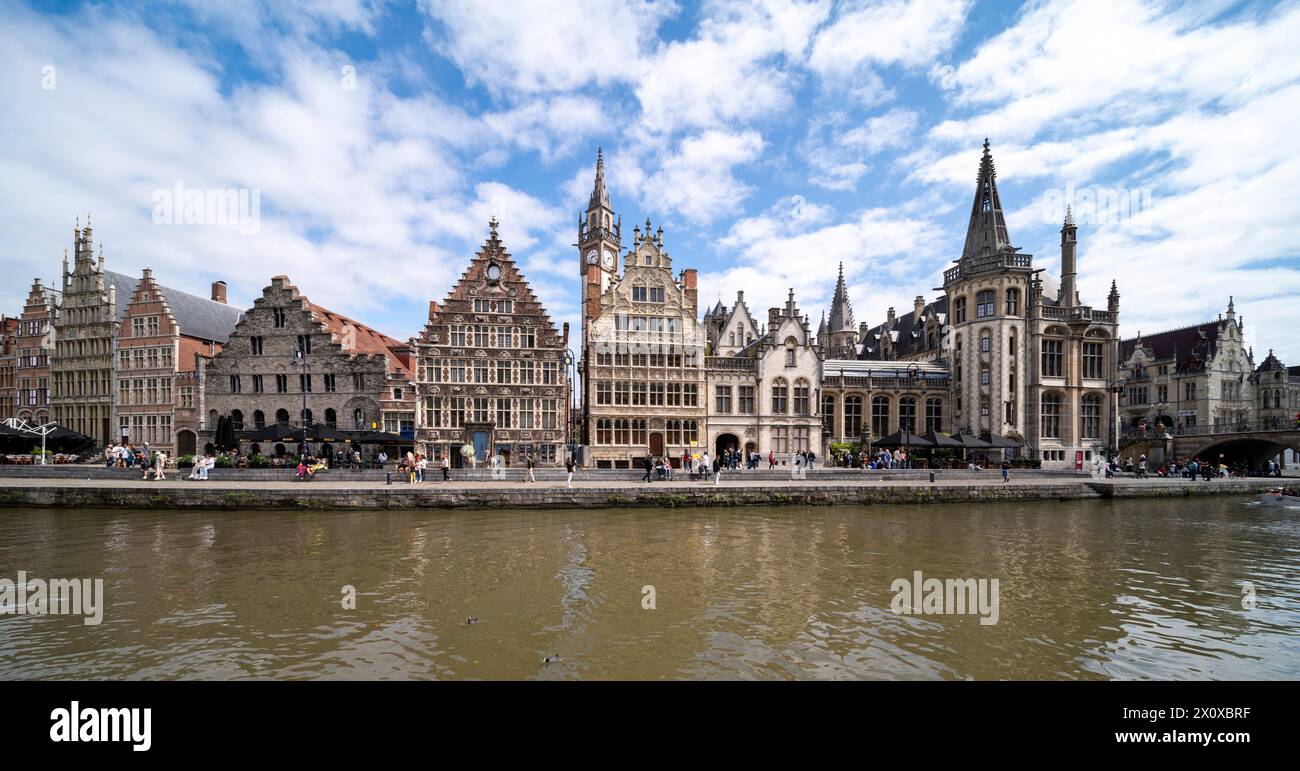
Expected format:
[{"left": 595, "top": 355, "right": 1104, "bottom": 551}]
[
  {"left": 887, "top": 306, "right": 896, "bottom": 326},
  {"left": 680, "top": 269, "right": 698, "bottom": 312},
  {"left": 428, "top": 300, "right": 441, "bottom": 319},
  {"left": 914, "top": 295, "right": 925, "bottom": 319},
  {"left": 211, "top": 280, "right": 227, "bottom": 304}
]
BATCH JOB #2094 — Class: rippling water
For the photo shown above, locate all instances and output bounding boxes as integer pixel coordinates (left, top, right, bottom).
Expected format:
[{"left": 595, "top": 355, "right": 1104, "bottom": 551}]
[{"left": 1, "top": 497, "right": 1297, "bottom": 680}]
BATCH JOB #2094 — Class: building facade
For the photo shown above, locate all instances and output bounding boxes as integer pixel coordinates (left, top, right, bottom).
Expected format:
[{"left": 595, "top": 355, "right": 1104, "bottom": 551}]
[
  {"left": 704, "top": 289, "right": 822, "bottom": 459},
  {"left": 838, "top": 141, "right": 1120, "bottom": 467},
  {"left": 413, "top": 221, "right": 569, "bottom": 466},
  {"left": 1118, "top": 299, "right": 1256, "bottom": 434},
  {"left": 115, "top": 269, "right": 239, "bottom": 455},
  {"left": 0, "top": 317, "right": 17, "bottom": 421},
  {"left": 578, "top": 151, "right": 706, "bottom": 468},
  {"left": 50, "top": 220, "right": 117, "bottom": 443},
  {"left": 200, "top": 275, "right": 412, "bottom": 456},
  {"left": 13, "top": 279, "right": 57, "bottom": 424}
]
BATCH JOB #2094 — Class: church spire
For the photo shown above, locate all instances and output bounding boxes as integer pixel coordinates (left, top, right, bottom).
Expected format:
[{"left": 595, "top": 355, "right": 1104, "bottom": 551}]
[
  {"left": 588, "top": 146, "right": 610, "bottom": 212},
  {"left": 827, "top": 262, "right": 855, "bottom": 333},
  {"left": 960, "top": 138, "right": 1012, "bottom": 262}
]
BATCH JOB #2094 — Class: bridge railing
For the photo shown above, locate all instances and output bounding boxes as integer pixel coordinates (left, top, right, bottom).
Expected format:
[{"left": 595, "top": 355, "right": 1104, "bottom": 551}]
[{"left": 1173, "top": 420, "right": 1300, "bottom": 437}]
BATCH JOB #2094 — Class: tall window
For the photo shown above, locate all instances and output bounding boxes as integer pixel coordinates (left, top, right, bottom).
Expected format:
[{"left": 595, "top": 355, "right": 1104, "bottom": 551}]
[
  {"left": 822, "top": 395, "right": 835, "bottom": 434},
  {"left": 898, "top": 396, "right": 917, "bottom": 432},
  {"left": 1040, "top": 393, "right": 1062, "bottom": 438},
  {"left": 925, "top": 398, "right": 943, "bottom": 432},
  {"left": 793, "top": 379, "right": 810, "bottom": 416},
  {"left": 976, "top": 290, "right": 995, "bottom": 318},
  {"left": 955, "top": 296, "right": 967, "bottom": 323},
  {"left": 715, "top": 385, "right": 732, "bottom": 414},
  {"left": 1005, "top": 288, "right": 1020, "bottom": 316},
  {"left": 844, "top": 395, "right": 863, "bottom": 438},
  {"left": 1081, "top": 394, "right": 1101, "bottom": 438},
  {"left": 1041, "top": 339, "right": 1064, "bottom": 378},
  {"left": 871, "top": 395, "right": 890, "bottom": 438},
  {"left": 1083, "top": 342, "right": 1104, "bottom": 379},
  {"left": 738, "top": 385, "right": 755, "bottom": 414},
  {"left": 771, "top": 378, "right": 788, "bottom": 414}
]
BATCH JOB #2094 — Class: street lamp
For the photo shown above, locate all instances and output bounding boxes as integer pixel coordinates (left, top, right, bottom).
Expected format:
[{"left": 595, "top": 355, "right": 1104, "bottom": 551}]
[
  {"left": 564, "top": 347, "right": 577, "bottom": 463},
  {"left": 294, "top": 344, "right": 308, "bottom": 459},
  {"left": 1108, "top": 376, "right": 1128, "bottom": 462}
]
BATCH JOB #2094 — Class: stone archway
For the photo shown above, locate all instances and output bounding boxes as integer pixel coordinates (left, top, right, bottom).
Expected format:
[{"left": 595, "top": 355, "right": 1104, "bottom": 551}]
[{"left": 715, "top": 432, "right": 739, "bottom": 457}]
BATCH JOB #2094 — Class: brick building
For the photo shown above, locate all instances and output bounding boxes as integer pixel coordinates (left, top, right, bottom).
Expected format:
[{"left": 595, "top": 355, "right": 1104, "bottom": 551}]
[
  {"left": 414, "top": 220, "right": 569, "bottom": 466},
  {"left": 13, "top": 279, "right": 58, "bottom": 425},
  {"left": 0, "top": 316, "right": 18, "bottom": 421},
  {"left": 115, "top": 269, "right": 239, "bottom": 456},
  {"left": 200, "top": 275, "right": 413, "bottom": 457}
]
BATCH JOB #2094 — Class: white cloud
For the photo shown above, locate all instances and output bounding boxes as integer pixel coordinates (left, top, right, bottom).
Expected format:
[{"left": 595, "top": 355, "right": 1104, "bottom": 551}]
[
  {"left": 421, "top": 0, "right": 675, "bottom": 94},
  {"left": 639, "top": 130, "right": 766, "bottom": 224},
  {"left": 809, "top": 0, "right": 970, "bottom": 76}
]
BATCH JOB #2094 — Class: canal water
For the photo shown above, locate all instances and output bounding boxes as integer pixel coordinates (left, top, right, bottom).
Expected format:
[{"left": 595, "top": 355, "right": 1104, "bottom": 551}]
[{"left": 1, "top": 496, "right": 1297, "bottom": 680}]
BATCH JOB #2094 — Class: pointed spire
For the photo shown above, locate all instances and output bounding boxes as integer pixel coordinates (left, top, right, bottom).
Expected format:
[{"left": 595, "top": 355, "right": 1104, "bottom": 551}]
[
  {"left": 587, "top": 146, "right": 610, "bottom": 212},
  {"left": 827, "top": 262, "right": 855, "bottom": 333},
  {"left": 960, "top": 139, "right": 1011, "bottom": 262}
]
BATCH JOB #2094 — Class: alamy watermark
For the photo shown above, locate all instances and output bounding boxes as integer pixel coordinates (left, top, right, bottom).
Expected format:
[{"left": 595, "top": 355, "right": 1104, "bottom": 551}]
[
  {"left": 151, "top": 181, "right": 261, "bottom": 235},
  {"left": 1041, "top": 182, "right": 1154, "bottom": 234},
  {"left": 891, "top": 570, "right": 999, "bottom": 626},
  {"left": 0, "top": 571, "right": 104, "bottom": 625}
]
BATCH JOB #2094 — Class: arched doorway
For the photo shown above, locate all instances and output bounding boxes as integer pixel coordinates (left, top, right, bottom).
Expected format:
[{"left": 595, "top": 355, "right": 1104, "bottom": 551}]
[
  {"left": 176, "top": 430, "right": 197, "bottom": 456},
  {"left": 715, "top": 433, "right": 739, "bottom": 457}
]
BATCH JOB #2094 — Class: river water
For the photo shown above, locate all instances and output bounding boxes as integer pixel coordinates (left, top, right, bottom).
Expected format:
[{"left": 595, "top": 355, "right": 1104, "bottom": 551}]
[{"left": 1, "top": 496, "right": 1297, "bottom": 680}]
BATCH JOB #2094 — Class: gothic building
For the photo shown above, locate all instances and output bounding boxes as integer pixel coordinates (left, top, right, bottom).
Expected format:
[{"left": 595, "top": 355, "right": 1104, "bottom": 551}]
[
  {"left": 579, "top": 149, "right": 706, "bottom": 467},
  {"left": 0, "top": 317, "right": 17, "bottom": 421},
  {"left": 200, "top": 275, "right": 412, "bottom": 456},
  {"left": 704, "top": 289, "right": 823, "bottom": 459},
  {"left": 413, "top": 220, "right": 569, "bottom": 466},
  {"left": 1118, "top": 299, "right": 1256, "bottom": 433},
  {"left": 831, "top": 141, "right": 1121, "bottom": 467},
  {"left": 1255, "top": 349, "right": 1300, "bottom": 429}
]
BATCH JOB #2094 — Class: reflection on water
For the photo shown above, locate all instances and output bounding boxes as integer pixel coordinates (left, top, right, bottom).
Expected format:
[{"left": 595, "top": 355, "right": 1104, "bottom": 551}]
[{"left": 0, "top": 497, "right": 1297, "bottom": 680}]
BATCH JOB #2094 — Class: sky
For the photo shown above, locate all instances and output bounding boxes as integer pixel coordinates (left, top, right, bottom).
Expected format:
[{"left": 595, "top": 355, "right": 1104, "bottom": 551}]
[{"left": 2, "top": 0, "right": 1298, "bottom": 364}]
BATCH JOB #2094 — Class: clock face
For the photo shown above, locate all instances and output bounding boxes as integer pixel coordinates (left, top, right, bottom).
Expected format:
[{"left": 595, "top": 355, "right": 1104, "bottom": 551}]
[
  {"left": 486, "top": 263, "right": 502, "bottom": 283},
  {"left": 585, "top": 249, "right": 598, "bottom": 265},
  {"left": 602, "top": 248, "right": 616, "bottom": 269}
]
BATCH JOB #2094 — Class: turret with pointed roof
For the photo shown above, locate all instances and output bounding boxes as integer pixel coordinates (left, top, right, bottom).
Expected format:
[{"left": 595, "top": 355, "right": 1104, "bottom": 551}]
[{"left": 961, "top": 138, "right": 1012, "bottom": 263}]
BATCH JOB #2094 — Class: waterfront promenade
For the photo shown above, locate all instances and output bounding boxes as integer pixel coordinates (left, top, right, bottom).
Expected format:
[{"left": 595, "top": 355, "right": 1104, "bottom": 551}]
[{"left": 0, "top": 466, "right": 1281, "bottom": 510}]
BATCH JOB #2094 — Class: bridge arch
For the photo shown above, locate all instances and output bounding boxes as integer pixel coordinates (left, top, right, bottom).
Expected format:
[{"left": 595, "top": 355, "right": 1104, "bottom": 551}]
[{"left": 1181, "top": 437, "right": 1291, "bottom": 468}]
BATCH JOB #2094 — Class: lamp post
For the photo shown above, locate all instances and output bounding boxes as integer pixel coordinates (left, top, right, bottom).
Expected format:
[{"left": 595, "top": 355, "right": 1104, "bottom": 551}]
[
  {"left": 1108, "top": 376, "right": 1128, "bottom": 463},
  {"left": 294, "top": 345, "right": 308, "bottom": 459},
  {"left": 564, "top": 347, "right": 576, "bottom": 462}
]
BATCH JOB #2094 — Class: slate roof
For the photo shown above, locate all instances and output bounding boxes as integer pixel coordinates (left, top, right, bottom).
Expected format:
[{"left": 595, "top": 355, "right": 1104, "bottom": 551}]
[
  {"left": 1120, "top": 321, "right": 1221, "bottom": 373},
  {"left": 106, "top": 271, "right": 243, "bottom": 344}
]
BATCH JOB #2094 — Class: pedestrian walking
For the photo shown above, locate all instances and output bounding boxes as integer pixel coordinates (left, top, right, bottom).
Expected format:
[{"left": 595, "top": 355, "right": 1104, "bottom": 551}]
[
  {"left": 713, "top": 454, "right": 722, "bottom": 485},
  {"left": 565, "top": 455, "right": 575, "bottom": 488},
  {"left": 440, "top": 455, "right": 450, "bottom": 484},
  {"left": 643, "top": 455, "right": 654, "bottom": 483},
  {"left": 527, "top": 454, "right": 537, "bottom": 483},
  {"left": 1001, "top": 459, "right": 1010, "bottom": 483}
]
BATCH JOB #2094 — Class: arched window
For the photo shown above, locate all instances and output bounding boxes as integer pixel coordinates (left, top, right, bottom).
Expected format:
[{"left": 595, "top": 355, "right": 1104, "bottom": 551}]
[
  {"left": 276, "top": 408, "right": 291, "bottom": 425},
  {"left": 871, "top": 395, "right": 891, "bottom": 438},
  {"left": 632, "top": 419, "right": 647, "bottom": 446},
  {"left": 301, "top": 408, "right": 313, "bottom": 426},
  {"left": 1006, "top": 288, "right": 1020, "bottom": 316},
  {"left": 1041, "top": 393, "right": 1062, "bottom": 438},
  {"left": 785, "top": 337, "right": 797, "bottom": 367},
  {"left": 253, "top": 410, "right": 266, "bottom": 429},
  {"left": 898, "top": 396, "right": 917, "bottom": 432},
  {"left": 1081, "top": 394, "right": 1101, "bottom": 438},
  {"left": 771, "top": 378, "right": 789, "bottom": 414},
  {"left": 925, "top": 398, "right": 943, "bottom": 432},
  {"left": 230, "top": 409, "right": 243, "bottom": 430},
  {"left": 844, "top": 395, "right": 863, "bottom": 438},
  {"left": 208, "top": 409, "right": 218, "bottom": 430},
  {"left": 325, "top": 408, "right": 337, "bottom": 428},
  {"left": 976, "top": 290, "right": 995, "bottom": 318}
]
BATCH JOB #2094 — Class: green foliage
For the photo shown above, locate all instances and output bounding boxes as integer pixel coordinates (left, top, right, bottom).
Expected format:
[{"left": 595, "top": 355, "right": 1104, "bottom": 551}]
[
  {"left": 248, "top": 453, "right": 270, "bottom": 468},
  {"left": 176, "top": 455, "right": 195, "bottom": 468},
  {"left": 30, "top": 446, "right": 52, "bottom": 456},
  {"left": 214, "top": 455, "right": 233, "bottom": 468}
]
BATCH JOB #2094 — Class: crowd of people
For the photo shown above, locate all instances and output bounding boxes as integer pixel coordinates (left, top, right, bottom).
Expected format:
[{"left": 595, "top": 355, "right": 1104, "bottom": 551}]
[
  {"left": 1099, "top": 453, "right": 1285, "bottom": 479},
  {"left": 103, "top": 441, "right": 170, "bottom": 480}
]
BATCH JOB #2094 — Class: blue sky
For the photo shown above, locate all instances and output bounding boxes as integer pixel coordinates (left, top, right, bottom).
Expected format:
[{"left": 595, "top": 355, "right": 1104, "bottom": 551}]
[{"left": 3, "top": 0, "right": 1299, "bottom": 363}]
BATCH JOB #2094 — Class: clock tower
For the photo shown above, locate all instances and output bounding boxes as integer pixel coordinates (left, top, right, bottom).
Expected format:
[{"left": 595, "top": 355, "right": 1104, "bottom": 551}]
[{"left": 579, "top": 147, "right": 621, "bottom": 323}]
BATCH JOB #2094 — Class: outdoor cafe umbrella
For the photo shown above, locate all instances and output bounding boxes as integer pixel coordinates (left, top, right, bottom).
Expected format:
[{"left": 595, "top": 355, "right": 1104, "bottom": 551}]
[
  {"left": 950, "top": 431, "right": 993, "bottom": 449},
  {"left": 214, "top": 415, "right": 239, "bottom": 451},
  {"left": 872, "top": 429, "right": 935, "bottom": 448},
  {"left": 920, "top": 429, "right": 966, "bottom": 448},
  {"left": 350, "top": 430, "right": 407, "bottom": 445},
  {"left": 979, "top": 431, "right": 1023, "bottom": 449}
]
